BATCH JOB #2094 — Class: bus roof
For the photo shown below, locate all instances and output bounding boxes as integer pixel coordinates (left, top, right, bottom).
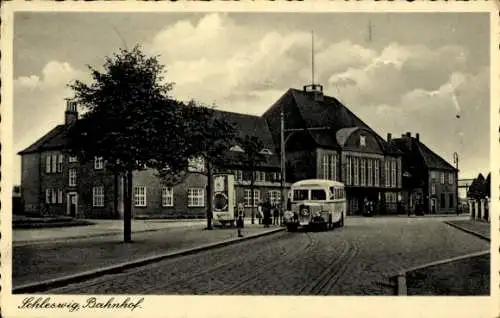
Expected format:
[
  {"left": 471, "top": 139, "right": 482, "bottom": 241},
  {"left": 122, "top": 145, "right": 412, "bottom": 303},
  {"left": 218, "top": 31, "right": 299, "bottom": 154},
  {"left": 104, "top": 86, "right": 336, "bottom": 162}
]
[{"left": 291, "top": 179, "right": 345, "bottom": 188}]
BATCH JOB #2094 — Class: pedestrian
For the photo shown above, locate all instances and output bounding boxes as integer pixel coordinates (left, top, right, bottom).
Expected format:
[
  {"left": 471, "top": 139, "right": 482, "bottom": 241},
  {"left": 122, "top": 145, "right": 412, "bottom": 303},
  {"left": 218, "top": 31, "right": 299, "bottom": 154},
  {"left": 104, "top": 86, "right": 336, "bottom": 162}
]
[
  {"left": 237, "top": 202, "right": 245, "bottom": 228},
  {"left": 257, "top": 202, "right": 263, "bottom": 224},
  {"left": 273, "top": 204, "right": 279, "bottom": 225},
  {"left": 236, "top": 207, "right": 244, "bottom": 237},
  {"left": 263, "top": 199, "right": 271, "bottom": 228}
]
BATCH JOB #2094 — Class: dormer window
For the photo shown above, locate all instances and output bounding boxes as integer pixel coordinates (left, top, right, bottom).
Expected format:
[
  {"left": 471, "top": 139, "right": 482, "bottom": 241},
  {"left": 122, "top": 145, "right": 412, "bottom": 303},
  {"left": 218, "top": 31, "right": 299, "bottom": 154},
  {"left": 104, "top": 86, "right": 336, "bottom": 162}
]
[
  {"left": 359, "top": 135, "right": 366, "bottom": 147},
  {"left": 230, "top": 145, "right": 245, "bottom": 152},
  {"left": 188, "top": 156, "right": 205, "bottom": 172},
  {"left": 259, "top": 149, "right": 273, "bottom": 155}
]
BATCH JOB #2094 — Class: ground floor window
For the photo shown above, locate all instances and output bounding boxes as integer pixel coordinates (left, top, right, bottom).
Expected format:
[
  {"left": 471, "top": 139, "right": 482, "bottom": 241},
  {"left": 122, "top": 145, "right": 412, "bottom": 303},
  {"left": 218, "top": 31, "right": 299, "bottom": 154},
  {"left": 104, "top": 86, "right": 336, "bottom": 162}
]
[
  {"left": 134, "top": 186, "right": 147, "bottom": 207},
  {"left": 244, "top": 189, "right": 260, "bottom": 207},
  {"left": 268, "top": 190, "right": 281, "bottom": 205},
  {"left": 162, "top": 187, "right": 174, "bottom": 207},
  {"left": 385, "top": 192, "right": 398, "bottom": 203},
  {"left": 93, "top": 186, "right": 105, "bottom": 207},
  {"left": 187, "top": 188, "right": 204, "bottom": 207},
  {"left": 449, "top": 194, "right": 454, "bottom": 209},
  {"left": 45, "top": 188, "right": 63, "bottom": 204}
]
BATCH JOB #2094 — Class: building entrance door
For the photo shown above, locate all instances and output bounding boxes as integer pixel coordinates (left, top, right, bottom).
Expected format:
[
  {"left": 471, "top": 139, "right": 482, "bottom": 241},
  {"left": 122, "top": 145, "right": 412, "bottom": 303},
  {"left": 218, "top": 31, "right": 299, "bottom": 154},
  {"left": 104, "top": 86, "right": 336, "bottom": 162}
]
[
  {"left": 431, "top": 198, "right": 437, "bottom": 214},
  {"left": 67, "top": 193, "right": 78, "bottom": 217}
]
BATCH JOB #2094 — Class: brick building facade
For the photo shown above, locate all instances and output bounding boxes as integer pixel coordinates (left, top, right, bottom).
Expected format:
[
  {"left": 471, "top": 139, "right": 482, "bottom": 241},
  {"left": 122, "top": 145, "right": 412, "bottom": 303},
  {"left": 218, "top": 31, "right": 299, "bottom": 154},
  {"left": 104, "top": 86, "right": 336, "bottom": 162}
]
[
  {"left": 389, "top": 132, "right": 459, "bottom": 215},
  {"left": 18, "top": 102, "right": 287, "bottom": 219}
]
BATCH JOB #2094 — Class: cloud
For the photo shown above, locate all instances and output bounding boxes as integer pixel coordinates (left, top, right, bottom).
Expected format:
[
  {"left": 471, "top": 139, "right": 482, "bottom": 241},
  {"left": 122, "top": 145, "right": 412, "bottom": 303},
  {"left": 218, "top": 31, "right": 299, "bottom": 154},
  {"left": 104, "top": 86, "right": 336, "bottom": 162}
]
[
  {"left": 13, "top": 61, "right": 87, "bottom": 184},
  {"left": 352, "top": 67, "right": 489, "bottom": 178},
  {"left": 14, "top": 61, "right": 86, "bottom": 149}
]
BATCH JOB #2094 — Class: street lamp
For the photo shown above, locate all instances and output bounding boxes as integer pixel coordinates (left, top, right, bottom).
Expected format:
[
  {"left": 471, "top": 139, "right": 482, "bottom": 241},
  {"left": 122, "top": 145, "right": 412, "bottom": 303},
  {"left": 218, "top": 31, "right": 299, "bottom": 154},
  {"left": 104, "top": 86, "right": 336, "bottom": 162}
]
[{"left": 453, "top": 152, "right": 459, "bottom": 215}]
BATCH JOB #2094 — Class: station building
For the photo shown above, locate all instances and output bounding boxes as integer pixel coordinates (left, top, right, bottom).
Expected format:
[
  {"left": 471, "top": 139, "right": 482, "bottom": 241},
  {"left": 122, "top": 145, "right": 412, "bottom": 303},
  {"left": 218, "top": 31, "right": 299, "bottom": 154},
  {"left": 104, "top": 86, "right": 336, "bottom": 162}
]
[{"left": 18, "top": 83, "right": 457, "bottom": 218}]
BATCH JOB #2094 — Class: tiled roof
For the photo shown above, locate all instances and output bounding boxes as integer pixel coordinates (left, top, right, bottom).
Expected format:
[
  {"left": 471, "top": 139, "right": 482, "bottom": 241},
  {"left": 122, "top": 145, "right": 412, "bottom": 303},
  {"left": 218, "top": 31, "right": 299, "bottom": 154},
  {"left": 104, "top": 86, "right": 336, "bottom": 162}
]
[
  {"left": 213, "top": 109, "right": 280, "bottom": 168},
  {"left": 415, "top": 141, "right": 457, "bottom": 171},
  {"left": 266, "top": 88, "right": 402, "bottom": 155},
  {"left": 18, "top": 108, "right": 281, "bottom": 168},
  {"left": 390, "top": 137, "right": 457, "bottom": 171},
  {"left": 18, "top": 125, "right": 70, "bottom": 155},
  {"left": 213, "top": 109, "right": 276, "bottom": 150}
]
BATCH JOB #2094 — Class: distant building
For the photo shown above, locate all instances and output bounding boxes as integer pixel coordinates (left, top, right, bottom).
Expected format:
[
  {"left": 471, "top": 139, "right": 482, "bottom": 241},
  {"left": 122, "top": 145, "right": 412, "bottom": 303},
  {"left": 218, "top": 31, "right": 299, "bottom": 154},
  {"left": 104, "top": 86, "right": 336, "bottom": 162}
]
[
  {"left": 458, "top": 178, "right": 475, "bottom": 200},
  {"left": 467, "top": 173, "right": 490, "bottom": 221},
  {"left": 389, "top": 133, "right": 459, "bottom": 215}
]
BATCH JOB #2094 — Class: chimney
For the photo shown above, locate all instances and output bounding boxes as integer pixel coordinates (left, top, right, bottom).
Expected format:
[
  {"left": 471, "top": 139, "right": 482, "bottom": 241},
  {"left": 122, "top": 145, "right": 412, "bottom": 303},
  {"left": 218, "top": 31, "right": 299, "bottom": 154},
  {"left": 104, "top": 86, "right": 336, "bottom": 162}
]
[
  {"left": 65, "top": 100, "right": 78, "bottom": 125},
  {"left": 405, "top": 132, "right": 412, "bottom": 150},
  {"left": 416, "top": 133, "right": 420, "bottom": 141},
  {"left": 387, "top": 133, "right": 392, "bottom": 142}
]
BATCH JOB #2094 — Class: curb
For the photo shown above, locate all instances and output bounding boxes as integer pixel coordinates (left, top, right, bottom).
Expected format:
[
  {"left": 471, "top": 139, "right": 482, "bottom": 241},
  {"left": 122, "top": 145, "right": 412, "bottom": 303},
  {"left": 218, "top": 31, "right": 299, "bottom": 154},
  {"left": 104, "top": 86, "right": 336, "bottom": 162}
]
[
  {"left": 444, "top": 221, "right": 490, "bottom": 242},
  {"left": 13, "top": 221, "right": 95, "bottom": 230},
  {"left": 13, "top": 227, "right": 286, "bottom": 294},
  {"left": 394, "top": 250, "right": 490, "bottom": 295}
]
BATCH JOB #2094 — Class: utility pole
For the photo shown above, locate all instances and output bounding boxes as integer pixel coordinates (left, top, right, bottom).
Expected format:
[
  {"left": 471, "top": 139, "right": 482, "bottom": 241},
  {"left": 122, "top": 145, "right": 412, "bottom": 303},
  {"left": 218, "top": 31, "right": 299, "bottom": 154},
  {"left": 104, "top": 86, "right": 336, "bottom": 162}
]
[{"left": 280, "top": 108, "right": 286, "bottom": 225}]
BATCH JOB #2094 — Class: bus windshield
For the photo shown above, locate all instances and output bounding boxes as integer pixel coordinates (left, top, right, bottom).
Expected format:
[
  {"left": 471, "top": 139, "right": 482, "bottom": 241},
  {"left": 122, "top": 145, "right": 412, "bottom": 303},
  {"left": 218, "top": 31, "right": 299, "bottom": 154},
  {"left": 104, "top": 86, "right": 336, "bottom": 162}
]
[
  {"left": 310, "top": 189, "right": 327, "bottom": 200},
  {"left": 293, "top": 189, "right": 308, "bottom": 201}
]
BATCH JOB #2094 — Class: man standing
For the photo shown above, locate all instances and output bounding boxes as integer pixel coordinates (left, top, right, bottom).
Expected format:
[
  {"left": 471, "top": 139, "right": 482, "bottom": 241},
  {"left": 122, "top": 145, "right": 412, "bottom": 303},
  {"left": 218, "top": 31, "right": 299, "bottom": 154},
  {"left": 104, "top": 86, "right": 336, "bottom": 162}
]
[
  {"left": 257, "top": 202, "right": 263, "bottom": 224},
  {"left": 237, "top": 202, "right": 245, "bottom": 237},
  {"left": 262, "top": 199, "right": 271, "bottom": 228},
  {"left": 273, "top": 204, "right": 279, "bottom": 225}
]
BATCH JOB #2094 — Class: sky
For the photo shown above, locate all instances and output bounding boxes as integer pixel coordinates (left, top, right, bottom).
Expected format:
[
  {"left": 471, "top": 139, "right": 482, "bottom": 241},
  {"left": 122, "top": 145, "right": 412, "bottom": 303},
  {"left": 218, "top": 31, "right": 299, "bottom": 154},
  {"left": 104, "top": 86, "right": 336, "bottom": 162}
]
[{"left": 12, "top": 12, "right": 491, "bottom": 184}]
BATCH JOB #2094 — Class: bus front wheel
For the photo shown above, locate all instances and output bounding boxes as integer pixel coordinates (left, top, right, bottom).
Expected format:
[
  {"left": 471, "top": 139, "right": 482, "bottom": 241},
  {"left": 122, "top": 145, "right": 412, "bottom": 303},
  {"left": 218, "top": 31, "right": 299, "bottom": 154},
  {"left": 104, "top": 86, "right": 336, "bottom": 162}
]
[{"left": 328, "top": 215, "right": 334, "bottom": 230}]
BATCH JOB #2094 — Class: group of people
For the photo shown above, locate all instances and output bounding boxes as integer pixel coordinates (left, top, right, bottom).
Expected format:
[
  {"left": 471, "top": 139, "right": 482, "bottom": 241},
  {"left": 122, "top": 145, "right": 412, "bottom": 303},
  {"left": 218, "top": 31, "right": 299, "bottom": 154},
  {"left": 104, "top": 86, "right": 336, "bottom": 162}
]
[
  {"left": 256, "top": 200, "right": 281, "bottom": 227},
  {"left": 235, "top": 197, "right": 292, "bottom": 237}
]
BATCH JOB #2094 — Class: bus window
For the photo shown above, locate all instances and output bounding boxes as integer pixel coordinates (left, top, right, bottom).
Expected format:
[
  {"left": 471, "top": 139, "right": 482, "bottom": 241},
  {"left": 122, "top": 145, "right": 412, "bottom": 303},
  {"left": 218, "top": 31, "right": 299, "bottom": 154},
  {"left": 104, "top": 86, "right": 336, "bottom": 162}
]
[
  {"left": 329, "top": 187, "right": 335, "bottom": 200},
  {"left": 293, "top": 189, "right": 308, "bottom": 201},
  {"left": 310, "top": 189, "right": 327, "bottom": 201}
]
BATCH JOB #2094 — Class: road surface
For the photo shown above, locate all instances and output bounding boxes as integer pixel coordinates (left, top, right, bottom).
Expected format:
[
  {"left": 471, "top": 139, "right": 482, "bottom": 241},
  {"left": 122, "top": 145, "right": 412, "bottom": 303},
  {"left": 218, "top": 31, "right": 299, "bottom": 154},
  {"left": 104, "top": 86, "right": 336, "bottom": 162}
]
[{"left": 48, "top": 216, "right": 489, "bottom": 295}]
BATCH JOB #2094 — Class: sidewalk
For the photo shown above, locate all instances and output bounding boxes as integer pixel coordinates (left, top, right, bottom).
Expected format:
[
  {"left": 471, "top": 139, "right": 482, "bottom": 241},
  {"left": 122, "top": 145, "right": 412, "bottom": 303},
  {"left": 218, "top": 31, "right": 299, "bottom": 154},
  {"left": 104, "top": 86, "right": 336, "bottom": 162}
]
[
  {"left": 13, "top": 221, "right": 283, "bottom": 291},
  {"left": 13, "top": 218, "right": 260, "bottom": 245},
  {"left": 444, "top": 219, "right": 490, "bottom": 241},
  {"left": 404, "top": 251, "right": 490, "bottom": 295}
]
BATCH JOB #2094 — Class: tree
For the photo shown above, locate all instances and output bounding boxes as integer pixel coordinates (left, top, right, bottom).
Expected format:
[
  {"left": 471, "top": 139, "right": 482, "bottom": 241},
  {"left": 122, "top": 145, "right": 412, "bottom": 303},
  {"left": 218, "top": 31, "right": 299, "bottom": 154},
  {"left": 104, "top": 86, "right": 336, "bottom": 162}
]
[
  {"left": 238, "top": 135, "right": 267, "bottom": 224},
  {"left": 155, "top": 102, "right": 236, "bottom": 230},
  {"left": 67, "top": 46, "right": 201, "bottom": 242}
]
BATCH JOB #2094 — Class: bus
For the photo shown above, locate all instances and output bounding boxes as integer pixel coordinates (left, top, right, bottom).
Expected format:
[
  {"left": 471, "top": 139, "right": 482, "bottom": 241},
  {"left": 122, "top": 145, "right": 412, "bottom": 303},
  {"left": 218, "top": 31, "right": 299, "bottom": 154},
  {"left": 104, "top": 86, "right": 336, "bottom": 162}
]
[{"left": 283, "top": 179, "right": 346, "bottom": 232}]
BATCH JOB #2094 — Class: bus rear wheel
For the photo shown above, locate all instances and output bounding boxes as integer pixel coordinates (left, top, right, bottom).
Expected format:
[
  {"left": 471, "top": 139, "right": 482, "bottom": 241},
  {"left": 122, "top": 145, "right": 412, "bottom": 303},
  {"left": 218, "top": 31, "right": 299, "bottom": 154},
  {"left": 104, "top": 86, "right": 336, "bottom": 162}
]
[
  {"left": 336, "top": 214, "right": 344, "bottom": 228},
  {"left": 287, "top": 224, "right": 298, "bottom": 232}
]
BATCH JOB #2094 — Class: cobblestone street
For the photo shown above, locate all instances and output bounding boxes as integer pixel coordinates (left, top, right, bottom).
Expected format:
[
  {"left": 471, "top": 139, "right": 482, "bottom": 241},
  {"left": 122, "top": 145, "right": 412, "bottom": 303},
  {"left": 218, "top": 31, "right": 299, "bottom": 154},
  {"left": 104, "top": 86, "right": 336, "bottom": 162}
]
[{"left": 47, "top": 216, "right": 489, "bottom": 295}]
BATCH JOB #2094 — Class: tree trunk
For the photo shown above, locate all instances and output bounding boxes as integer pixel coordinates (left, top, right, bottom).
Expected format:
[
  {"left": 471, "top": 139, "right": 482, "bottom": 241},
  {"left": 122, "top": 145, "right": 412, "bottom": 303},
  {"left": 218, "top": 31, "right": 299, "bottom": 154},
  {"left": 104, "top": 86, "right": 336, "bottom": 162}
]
[
  {"left": 206, "top": 162, "right": 213, "bottom": 230},
  {"left": 113, "top": 171, "right": 119, "bottom": 219},
  {"left": 124, "top": 168, "right": 133, "bottom": 242}
]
